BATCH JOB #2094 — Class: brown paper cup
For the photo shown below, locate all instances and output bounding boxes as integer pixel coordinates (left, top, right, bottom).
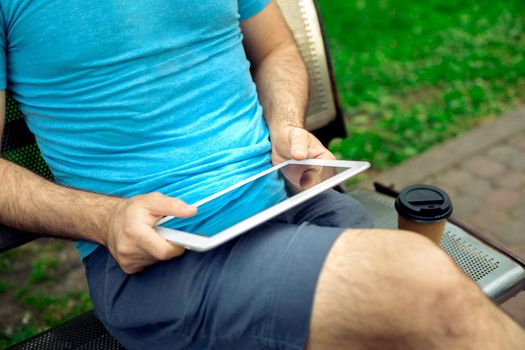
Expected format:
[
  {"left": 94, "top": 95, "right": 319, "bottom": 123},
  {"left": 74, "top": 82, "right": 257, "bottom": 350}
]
[
  {"left": 398, "top": 216, "right": 446, "bottom": 245},
  {"left": 395, "top": 184, "right": 453, "bottom": 246}
]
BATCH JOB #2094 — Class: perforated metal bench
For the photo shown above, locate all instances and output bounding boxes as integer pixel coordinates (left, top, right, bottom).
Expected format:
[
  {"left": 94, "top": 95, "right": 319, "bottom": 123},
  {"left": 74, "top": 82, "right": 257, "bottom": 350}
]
[
  {"left": 350, "top": 186, "right": 525, "bottom": 304},
  {"left": 2, "top": 0, "right": 524, "bottom": 349}
]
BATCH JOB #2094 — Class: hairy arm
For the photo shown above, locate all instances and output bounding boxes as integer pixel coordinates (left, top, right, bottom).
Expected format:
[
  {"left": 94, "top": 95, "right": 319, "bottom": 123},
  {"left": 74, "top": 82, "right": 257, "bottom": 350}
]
[
  {"left": 0, "top": 158, "right": 119, "bottom": 242},
  {"left": 241, "top": 1, "right": 308, "bottom": 132},
  {"left": 0, "top": 91, "right": 195, "bottom": 273},
  {"left": 241, "top": 1, "right": 334, "bottom": 164},
  {"left": 0, "top": 92, "right": 117, "bottom": 240}
]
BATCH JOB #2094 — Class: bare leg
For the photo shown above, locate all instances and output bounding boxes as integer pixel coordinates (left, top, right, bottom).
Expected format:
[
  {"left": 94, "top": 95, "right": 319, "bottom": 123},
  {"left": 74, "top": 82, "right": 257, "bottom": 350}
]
[{"left": 307, "top": 229, "right": 525, "bottom": 350}]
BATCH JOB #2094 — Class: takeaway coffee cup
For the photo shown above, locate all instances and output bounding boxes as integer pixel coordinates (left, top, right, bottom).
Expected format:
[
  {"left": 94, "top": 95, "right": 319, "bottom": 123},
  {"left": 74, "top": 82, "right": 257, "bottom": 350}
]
[{"left": 395, "top": 184, "right": 453, "bottom": 245}]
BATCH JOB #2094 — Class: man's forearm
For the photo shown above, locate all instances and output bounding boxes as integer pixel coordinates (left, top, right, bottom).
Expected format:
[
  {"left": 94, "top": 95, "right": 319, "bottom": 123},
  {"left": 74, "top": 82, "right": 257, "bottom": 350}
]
[
  {"left": 0, "top": 158, "right": 120, "bottom": 244},
  {"left": 241, "top": 3, "right": 332, "bottom": 163},
  {"left": 252, "top": 41, "right": 309, "bottom": 132}
]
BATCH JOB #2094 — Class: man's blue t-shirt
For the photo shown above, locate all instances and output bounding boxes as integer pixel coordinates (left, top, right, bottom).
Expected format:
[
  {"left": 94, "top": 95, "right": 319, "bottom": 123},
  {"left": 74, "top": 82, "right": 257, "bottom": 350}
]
[{"left": 0, "top": 0, "right": 287, "bottom": 258}]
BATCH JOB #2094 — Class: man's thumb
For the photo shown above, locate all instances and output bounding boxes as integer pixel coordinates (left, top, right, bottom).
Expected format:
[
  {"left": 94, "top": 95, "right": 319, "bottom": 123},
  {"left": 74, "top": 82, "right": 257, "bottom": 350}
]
[{"left": 289, "top": 127, "right": 309, "bottom": 160}]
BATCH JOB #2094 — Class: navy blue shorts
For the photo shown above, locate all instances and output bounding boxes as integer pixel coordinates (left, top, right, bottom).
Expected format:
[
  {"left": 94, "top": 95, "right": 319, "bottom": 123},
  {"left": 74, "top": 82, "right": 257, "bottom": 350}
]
[{"left": 84, "top": 190, "right": 373, "bottom": 350}]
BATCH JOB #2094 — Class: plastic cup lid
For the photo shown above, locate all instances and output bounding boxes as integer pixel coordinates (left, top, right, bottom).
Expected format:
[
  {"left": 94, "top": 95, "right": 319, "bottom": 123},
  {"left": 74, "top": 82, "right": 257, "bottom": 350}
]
[{"left": 395, "top": 184, "right": 453, "bottom": 223}]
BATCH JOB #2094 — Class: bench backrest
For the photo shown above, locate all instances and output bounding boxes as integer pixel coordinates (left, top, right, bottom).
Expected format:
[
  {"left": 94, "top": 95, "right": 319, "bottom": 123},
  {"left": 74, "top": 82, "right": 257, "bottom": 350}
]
[{"left": 1, "top": 97, "right": 53, "bottom": 179}]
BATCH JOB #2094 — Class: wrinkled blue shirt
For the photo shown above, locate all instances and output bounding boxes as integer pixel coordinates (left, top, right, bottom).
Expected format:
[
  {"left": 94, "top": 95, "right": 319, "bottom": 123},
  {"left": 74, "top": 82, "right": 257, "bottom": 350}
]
[{"left": 0, "top": 0, "right": 286, "bottom": 258}]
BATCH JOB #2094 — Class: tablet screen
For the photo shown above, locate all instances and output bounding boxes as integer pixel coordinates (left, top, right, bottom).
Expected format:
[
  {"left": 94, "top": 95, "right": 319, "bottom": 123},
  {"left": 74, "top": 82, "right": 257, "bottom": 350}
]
[{"left": 158, "top": 163, "right": 345, "bottom": 237}]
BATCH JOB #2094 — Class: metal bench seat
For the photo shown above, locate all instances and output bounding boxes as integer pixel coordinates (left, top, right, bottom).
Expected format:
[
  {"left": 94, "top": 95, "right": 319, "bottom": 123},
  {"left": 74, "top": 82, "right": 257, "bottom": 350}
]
[
  {"left": 350, "top": 188, "right": 525, "bottom": 304},
  {"left": 6, "top": 311, "right": 124, "bottom": 350}
]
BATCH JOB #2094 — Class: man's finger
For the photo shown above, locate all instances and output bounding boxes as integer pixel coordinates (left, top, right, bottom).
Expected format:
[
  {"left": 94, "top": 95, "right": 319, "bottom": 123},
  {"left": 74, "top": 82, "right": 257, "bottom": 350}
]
[
  {"left": 142, "top": 193, "right": 197, "bottom": 218},
  {"left": 300, "top": 167, "right": 324, "bottom": 188},
  {"left": 307, "top": 139, "right": 335, "bottom": 160},
  {"left": 288, "top": 127, "right": 309, "bottom": 160},
  {"left": 138, "top": 225, "right": 186, "bottom": 261}
]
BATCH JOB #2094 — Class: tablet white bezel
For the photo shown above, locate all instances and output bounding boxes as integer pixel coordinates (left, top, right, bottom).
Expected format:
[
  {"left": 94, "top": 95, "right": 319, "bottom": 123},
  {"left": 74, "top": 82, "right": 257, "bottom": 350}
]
[{"left": 155, "top": 159, "right": 370, "bottom": 251}]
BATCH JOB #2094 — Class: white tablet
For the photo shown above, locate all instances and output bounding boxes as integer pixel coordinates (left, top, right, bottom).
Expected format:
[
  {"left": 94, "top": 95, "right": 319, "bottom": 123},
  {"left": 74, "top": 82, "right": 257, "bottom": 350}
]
[{"left": 155, "top": 159, "right": 370, "bottom": 251}]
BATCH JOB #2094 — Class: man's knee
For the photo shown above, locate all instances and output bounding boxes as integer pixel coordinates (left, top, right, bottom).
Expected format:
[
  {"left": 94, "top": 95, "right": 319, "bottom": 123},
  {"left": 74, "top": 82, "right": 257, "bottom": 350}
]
[
  {"left": 328, "top": 228, "right": 457, "bottom": 273},
  {"left": 310, "top": 229, "right": 476, "bottom": 343},
  {"left": 333, "top": 228, "right": 472, "bottom": 306}
]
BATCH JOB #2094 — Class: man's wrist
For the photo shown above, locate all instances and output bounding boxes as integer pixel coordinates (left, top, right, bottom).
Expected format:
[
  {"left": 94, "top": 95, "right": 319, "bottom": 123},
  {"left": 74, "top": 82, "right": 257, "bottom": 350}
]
[
  {"left": 267, "top": 118, "right": 305, "bottom": 137},
  {"left": 90, "top": 195, "right": 124, "bottom": 246}
]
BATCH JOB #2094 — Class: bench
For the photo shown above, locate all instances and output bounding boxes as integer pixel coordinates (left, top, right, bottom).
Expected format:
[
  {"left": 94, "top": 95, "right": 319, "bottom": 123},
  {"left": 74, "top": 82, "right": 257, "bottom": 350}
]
[{"left": 3, "top": 0, "right": 525, "bottom": 348}]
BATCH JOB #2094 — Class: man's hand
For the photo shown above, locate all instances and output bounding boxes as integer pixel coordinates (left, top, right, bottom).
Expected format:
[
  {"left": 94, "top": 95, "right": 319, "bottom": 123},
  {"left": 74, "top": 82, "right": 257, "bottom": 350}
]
[
  {"left": 105, "top": 193, "right": 197, "bottom": 274},
  {"left": 270, "top": 125, "right": 336, "bottom": 165}
]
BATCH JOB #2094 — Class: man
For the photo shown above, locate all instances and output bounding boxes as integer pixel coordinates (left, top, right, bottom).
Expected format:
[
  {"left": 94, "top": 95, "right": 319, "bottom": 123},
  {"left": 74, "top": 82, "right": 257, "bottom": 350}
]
[{"left": 0, "top": 1, "right": 524, "bottom": 349}]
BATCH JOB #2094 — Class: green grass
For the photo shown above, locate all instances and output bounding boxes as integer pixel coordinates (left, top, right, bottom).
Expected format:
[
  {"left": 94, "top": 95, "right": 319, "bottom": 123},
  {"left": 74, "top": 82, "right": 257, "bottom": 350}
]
[
  {"left": 0, "top": 281, "right": 12, "bottom": 294},
  {"left": 0, "top": 325, "right": 39, "bottom": 348},
  {"left": 0, "top": 290, "right": 93, "bottom": 349},
  {"left": 16, "top": 289, "right": 92, "bottom": 326},
  {"left": 319, "top": 0, "right": 525, "bottom": 170},
  {"left": 0, "top": 242, "right": 92, "bottom": 349},
  {"left": 30, "top": 256, "right": 60, "bottom": 283}
]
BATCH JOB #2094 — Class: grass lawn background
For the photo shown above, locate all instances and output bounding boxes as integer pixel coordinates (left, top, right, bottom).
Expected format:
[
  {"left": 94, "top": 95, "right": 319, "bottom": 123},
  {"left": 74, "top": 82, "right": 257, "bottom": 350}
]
[
  {"left": 1, "top": 0, "right": 525, "bottom": 347},
  {"left": 319, "top": 0, "right": 525, "bottom": 170}
]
